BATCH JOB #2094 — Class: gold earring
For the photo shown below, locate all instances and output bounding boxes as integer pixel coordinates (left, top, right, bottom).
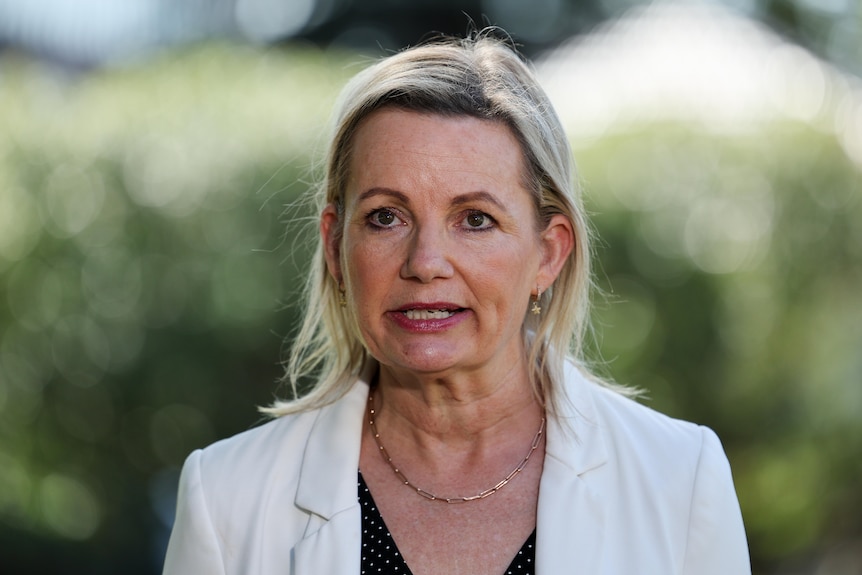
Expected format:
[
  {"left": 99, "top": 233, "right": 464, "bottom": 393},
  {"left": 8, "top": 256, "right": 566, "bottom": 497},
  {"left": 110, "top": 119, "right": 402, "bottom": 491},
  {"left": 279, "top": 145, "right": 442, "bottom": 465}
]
[
  {"left": 338, "top": 283, "right": 347, "bottom": 308},
  {"left": 531, "top": 286, "right": 542, "bottom": 315}
]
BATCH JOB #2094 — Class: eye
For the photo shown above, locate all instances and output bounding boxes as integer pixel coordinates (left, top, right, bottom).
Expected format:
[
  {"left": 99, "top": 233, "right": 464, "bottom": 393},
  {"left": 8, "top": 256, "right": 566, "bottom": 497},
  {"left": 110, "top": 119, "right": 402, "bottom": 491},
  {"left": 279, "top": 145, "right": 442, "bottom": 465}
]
[
  {"left": 462, "top": 211, "right": 495, "bottom": 230},
  {"left": 367, "top": 208, "right": 404, "bottom": 228}
]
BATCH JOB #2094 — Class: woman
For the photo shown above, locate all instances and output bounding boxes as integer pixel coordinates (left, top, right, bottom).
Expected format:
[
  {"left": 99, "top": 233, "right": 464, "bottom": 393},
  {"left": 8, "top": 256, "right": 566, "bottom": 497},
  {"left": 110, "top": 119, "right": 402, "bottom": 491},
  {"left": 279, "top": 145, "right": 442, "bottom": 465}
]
[{"left": 163, "top": 33, "right": 750, "bottom": 575}]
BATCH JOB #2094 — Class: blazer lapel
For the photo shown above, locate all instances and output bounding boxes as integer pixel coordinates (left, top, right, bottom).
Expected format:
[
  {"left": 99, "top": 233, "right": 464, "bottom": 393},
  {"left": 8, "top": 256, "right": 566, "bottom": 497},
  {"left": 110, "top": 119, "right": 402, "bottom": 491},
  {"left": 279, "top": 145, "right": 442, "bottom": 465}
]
[
  {"left": 293, "top": 510, "right": 362, "bottom": 575},
  {"left": 536, "top": 363, "right": 609, "bottom": 574},
  {"left": 292, "top": 364, "right": 376, "bottom": 575}
]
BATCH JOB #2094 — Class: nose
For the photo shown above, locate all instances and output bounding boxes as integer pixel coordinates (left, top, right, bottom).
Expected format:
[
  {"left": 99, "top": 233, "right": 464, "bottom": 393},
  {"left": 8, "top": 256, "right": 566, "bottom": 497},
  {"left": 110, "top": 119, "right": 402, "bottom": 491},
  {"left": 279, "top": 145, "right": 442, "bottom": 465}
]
[{"left": 400, "top": 224, "right": 455, "bottom": 283}]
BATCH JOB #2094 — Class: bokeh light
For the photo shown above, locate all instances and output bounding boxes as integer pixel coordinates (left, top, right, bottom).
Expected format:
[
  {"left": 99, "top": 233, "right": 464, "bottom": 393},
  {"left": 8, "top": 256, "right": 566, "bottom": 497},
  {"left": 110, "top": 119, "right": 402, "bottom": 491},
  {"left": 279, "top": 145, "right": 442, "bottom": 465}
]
[{"left": 39, "top": 473, "right": 101, "bottom": 540}]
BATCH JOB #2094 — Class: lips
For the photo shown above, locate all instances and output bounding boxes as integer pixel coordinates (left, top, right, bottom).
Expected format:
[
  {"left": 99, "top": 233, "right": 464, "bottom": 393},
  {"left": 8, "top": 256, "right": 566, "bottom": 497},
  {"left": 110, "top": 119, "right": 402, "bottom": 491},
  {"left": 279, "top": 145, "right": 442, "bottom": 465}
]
[{"left": 391, "top": 303, "right": 467, "bottom": 329}]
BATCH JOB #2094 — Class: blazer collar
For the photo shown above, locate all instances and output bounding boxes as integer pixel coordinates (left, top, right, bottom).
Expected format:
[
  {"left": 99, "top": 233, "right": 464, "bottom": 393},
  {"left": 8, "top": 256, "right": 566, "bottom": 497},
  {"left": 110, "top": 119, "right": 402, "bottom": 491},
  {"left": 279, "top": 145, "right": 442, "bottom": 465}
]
[
  {"left": 292, "top": 365, "right": 374, "bottom": 575},
  {"left": 545, "top": 360, "right": 608, "bottom": 474},
  {"left": 536, "top": 361, "right": 609, "bottom": 574},
  {"left": 294, "top": 362, "right": 375, "bottom": 519}
]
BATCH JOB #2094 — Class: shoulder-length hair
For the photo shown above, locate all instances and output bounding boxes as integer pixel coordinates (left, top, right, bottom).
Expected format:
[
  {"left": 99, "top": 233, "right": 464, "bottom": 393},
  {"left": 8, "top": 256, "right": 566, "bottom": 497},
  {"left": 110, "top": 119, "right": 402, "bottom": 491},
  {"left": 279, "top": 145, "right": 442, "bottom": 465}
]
[{"left": 262, "top": 32, "right": 613, "bottom": 418}]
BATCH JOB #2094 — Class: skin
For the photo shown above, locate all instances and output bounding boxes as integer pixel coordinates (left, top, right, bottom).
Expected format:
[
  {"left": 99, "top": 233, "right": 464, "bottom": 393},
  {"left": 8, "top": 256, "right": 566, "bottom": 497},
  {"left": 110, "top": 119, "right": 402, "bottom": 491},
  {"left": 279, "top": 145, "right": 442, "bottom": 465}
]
[{"left": 321, "top": 108, "right": 574, "bottom": 574}]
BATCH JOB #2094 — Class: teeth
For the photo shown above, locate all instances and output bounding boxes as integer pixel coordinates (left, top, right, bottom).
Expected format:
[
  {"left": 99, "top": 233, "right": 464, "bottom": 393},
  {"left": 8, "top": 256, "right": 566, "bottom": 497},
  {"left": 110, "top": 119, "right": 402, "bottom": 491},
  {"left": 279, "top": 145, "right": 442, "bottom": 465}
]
[{"left": 403, "top": 309, "right": 455, "bottom": 320}]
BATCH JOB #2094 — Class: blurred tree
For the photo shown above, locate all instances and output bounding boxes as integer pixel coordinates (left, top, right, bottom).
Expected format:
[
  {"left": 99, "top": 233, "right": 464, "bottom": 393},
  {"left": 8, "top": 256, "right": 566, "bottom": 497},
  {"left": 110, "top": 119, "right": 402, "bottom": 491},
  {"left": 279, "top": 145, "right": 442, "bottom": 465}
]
[
  {"left": 0, "top": 0, "right": 858, "bottom": 78},
  {"left": 0, "top": 36, "right": 860, "bottom": 575},
  {"left": 0, "top": 44, "right": 353, "bottom": 573},
  {"left": 579, "top": 123, "right": 862, "bottom": 573}
]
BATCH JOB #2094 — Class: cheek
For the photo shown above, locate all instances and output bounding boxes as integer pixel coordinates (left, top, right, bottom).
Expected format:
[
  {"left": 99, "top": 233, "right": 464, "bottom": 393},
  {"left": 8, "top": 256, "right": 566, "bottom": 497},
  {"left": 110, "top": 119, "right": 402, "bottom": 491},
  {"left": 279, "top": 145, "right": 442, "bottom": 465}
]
[
  {"left": 483, "top": 250, "right": 539, "bottom": 305},
  {"left": 471, "top": 261, "right": 533, "bottom": 306},
  {"left": 344, "top": 242, "right": 398, "bottom": 298}
]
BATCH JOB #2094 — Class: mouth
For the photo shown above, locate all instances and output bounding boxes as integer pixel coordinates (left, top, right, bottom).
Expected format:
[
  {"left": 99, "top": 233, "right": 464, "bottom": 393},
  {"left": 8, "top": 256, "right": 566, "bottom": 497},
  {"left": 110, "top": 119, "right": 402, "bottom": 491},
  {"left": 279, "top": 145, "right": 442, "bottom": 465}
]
[{"left": 401, "top": 308, "right": 463, "bottom": 320}]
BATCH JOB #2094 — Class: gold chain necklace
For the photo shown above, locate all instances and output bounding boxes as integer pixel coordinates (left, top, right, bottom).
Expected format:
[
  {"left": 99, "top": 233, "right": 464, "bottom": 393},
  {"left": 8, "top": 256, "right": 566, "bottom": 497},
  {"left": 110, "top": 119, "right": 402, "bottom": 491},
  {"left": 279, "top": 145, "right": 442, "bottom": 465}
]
[{"left": 367, "top": 393, "right": 546, "bottom": 504}]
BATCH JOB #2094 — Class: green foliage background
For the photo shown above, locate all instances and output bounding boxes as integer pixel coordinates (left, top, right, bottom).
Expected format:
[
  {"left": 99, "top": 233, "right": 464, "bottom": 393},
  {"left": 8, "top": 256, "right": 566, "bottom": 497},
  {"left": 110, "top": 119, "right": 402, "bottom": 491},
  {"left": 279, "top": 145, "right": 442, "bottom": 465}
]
[{"left": 0, "top": 44, "right": 860, "bottom": 573}]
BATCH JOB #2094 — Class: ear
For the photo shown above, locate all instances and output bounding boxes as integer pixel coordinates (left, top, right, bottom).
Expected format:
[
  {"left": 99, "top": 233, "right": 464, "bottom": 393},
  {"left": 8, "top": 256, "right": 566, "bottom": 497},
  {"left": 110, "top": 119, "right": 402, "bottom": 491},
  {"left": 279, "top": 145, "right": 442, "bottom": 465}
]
[
  {"left": 537, "top": 214, "right": 574, "bottom": 290},
  {"left": 320, "top": 203, "right": 343, "bottom": 283}
]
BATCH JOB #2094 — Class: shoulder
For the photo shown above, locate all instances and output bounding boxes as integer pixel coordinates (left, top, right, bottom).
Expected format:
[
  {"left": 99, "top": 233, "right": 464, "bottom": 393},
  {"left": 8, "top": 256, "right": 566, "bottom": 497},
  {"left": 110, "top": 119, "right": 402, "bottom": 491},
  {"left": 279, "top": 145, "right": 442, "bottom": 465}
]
[
  {"left": 596, "top": 383, "right": 708, "bottom": 448},
  {"left": 185, "top": 377, "right": 370, "bottom": 505},
  {"left": 173, "top": 407, "right": 323, "bottom": 539},
  {"left": 567, "top": 363, "right": 715, "bottom": 457},
  {"left": 164, "top": 381, "right": 370, "bottom": 573},
  {"left": 164, "top": 409, "right": 324, "bottom": 573},
  {"left": 558, "top": 362, "right": 733, "bottom": 497},
  {"left": 194, "top": 409, "right": 319, "bottom": 486},
  {"left": 540, "top": 370, "right": 749, "bottom": 572}
]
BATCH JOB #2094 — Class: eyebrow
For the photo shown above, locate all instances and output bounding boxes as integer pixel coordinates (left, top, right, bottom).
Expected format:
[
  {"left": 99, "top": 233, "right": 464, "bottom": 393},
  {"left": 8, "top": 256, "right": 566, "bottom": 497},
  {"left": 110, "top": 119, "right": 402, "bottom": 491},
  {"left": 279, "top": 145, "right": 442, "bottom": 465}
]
[
  {"left": 357, "top": 187, "right": 410, "bottom": 204},
  {"left": 357, "top": 188, "right": 509, "bottom": 213},
  {"left": 450, "top": 191, "right": 508, "bottom": 212}
]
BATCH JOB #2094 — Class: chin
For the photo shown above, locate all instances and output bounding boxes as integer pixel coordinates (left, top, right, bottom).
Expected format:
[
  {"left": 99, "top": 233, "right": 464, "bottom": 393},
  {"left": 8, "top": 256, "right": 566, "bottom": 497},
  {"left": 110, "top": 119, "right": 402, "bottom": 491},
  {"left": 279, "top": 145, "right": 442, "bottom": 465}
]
[{"left": 378, "top": 345, "right": 469, "bottom": 376}]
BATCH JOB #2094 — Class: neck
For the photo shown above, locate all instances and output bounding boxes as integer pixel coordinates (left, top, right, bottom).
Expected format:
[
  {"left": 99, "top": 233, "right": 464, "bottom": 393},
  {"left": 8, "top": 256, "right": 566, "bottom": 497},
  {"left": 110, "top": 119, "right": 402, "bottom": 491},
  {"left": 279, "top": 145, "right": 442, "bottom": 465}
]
[
  {"left": 371, "top": 360, "right": 544, "bottom": 446},
  {"left": 363, "top": 360, "right": 547, "bottom": 501}
]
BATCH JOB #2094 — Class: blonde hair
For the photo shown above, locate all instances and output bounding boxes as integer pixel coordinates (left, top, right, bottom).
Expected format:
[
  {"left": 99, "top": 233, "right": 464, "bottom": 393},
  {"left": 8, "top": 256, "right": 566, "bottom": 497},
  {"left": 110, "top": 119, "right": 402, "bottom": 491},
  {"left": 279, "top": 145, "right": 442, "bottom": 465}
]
[{"left": 263, "top": 32, "right": 607, "bottom": 418}]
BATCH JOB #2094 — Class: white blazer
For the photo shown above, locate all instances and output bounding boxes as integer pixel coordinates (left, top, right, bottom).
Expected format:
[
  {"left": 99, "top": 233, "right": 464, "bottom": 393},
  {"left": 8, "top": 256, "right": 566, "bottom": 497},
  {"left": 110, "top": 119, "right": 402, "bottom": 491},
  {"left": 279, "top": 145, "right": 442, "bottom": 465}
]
[{"left": 163, "top": 361, "right": 751, "bottom": 574}]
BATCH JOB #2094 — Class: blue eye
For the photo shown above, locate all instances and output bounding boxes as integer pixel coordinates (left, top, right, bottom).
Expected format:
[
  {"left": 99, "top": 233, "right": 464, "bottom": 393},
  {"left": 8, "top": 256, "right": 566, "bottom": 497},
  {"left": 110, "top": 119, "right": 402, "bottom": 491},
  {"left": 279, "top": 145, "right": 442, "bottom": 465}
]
[{"left": 463, "top": 211, "right": 494, "bottom": 229}]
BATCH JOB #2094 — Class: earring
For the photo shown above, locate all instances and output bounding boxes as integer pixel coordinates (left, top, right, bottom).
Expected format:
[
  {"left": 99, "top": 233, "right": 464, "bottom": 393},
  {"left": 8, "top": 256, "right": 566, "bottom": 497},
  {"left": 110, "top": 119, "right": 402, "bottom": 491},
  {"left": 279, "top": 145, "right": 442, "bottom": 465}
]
[
  {"left": 531, "top": 285, "right": 542, "bottom": 315},
  {"left": 338, "top": 283, "right": 347, "bottom": 308}
]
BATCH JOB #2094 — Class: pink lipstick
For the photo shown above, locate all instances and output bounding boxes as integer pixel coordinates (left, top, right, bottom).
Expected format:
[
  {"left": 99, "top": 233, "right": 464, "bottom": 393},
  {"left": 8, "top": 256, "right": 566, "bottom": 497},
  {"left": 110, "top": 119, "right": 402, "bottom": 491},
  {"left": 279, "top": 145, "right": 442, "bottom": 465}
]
[{"left": 388, "top": 302, "right": 468, "bottom": 332}]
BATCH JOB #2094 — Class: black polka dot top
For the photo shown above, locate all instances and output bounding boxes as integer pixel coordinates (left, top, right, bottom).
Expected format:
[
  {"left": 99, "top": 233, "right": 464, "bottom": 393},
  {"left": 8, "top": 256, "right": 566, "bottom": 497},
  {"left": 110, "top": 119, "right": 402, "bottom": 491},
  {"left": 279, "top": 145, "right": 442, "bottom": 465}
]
[{"left": 358, "top": 472, "right": 537, "bottom": 575}]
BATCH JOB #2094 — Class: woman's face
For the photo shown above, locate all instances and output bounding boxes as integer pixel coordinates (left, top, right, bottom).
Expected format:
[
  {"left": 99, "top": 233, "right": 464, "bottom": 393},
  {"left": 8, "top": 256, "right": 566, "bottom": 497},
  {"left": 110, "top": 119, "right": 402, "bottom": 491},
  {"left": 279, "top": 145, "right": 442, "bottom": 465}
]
[{"left": 322, "top": 109, "right": 572, "bottom": 381}]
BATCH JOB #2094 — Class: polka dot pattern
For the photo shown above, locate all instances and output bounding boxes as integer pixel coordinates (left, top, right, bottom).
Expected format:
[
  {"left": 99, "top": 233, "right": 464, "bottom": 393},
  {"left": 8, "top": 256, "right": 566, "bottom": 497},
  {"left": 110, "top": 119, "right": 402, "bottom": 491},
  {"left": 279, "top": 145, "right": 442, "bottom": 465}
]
[{"left": 358, "top": 472, "right": 536, "bottom": 575}]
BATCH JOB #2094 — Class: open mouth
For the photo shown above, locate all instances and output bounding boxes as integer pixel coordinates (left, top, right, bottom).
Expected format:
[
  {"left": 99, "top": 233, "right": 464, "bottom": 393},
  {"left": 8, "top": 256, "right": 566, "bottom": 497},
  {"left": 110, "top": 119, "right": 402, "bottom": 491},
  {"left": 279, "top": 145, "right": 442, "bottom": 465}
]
[{"left": 401, "top": 308, "right": 463, "bottom": 320}]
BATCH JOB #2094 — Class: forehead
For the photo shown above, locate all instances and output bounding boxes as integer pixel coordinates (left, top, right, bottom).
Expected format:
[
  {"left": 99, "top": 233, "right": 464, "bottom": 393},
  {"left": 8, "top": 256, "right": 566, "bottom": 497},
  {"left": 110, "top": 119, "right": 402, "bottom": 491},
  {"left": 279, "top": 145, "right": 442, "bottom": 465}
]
[{"left": 346, "top": 109, "right": 529, "bottom": 201}]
